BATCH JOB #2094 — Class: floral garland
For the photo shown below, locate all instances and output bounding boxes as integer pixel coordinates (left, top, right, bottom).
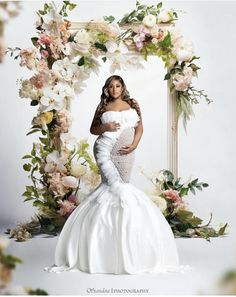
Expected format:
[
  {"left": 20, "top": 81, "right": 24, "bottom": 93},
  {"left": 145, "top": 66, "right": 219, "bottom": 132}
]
[
  {"left": 142, "top": 169, "right": 227, "bottom": 241},
  {"left": 0, "top": 1, "right": 21, "bottom": 63},
  {"left": 7, "top": 1, "right": 214, "bottom": 240}
]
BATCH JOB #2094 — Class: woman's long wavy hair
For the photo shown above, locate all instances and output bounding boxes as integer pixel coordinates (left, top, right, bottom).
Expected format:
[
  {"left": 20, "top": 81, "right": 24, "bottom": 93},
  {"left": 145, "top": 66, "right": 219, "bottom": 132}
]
[{"left": 95, "top": 75, "right": 141, "bottom": 119}]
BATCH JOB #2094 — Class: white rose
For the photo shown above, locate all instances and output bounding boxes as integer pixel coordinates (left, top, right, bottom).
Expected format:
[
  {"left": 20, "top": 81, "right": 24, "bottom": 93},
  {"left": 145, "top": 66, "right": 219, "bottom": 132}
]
[
  {"left": 150, "top": 195, "right": 167, "bottom": 213},
  {"left": 158, "top": 10, "right": 172, "bottom": 23},
  {"left": 62, "top": 176, "right": 79, "bottom": 188},
  {"left": 157, "top": 170, "right": 166, "bottom": 182},
  {"left": 71, "top": 161, "right": 87, "bottom": 178},
  {"left": 74, "top": 29, "right": 92, "bottom": 53},
  {"left": 142, "top": 14, "right": 157, "bottom": 28},
  {"left": 174, "top": 38, "right": 194, "bottom": 62}
]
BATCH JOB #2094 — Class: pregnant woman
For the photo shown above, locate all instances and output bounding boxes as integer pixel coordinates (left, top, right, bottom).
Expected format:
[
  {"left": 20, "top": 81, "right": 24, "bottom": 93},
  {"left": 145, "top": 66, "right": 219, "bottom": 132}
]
[{"left": 44, "top": 75, "right": 191, "bottom": 274}]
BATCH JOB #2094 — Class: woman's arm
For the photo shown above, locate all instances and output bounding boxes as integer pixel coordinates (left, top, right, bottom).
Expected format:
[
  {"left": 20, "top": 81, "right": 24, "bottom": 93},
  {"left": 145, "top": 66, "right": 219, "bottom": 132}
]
[
  {"left": 90, "top": 104, "right": 121, "bottom": 135},
  {"left": 131, "top": 119, "right": 143, "bottom": 149}
]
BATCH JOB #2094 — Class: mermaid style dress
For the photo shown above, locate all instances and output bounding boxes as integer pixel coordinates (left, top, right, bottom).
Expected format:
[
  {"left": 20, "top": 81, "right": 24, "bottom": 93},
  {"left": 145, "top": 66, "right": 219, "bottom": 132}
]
[{"left": 44, "top": 108, "right": 191, "bottom": 274}]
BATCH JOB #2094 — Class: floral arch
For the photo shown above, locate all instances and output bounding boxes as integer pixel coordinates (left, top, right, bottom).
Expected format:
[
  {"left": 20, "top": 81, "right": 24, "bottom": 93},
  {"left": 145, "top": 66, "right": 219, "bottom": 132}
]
[{"left": 7, "top": 1, "right": 226, "bottom": 241}]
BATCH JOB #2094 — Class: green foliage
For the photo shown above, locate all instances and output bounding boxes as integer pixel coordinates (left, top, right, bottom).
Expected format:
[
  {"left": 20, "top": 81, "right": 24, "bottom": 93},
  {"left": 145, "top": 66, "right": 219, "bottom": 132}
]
[
  {"left": 60, "top": 1, "right": 77, "bottom": 17},
  {"left": 28, "top": 288, "right": 48, "bottom": 295},
  {"left": 151, "top": 169, "right": 227, "bottom": 240},
  {"left": 0, "top": 249, "right": 23, "bottom": 269},
  {"left": 118, "top": 1, "right": 164, "bottom": 25},
  {"left": 103, "top": 15, "right": 115, "bottom": 23}
]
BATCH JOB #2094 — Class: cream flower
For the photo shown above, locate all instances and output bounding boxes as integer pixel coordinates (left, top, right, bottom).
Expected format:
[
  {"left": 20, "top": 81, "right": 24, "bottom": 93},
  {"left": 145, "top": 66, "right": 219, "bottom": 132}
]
[
  {"left": 158, "top": 9, "right": 174, "bottom": 23},
  {"left": 19, "top": 79, "right": 42, "bottom": 100},
  {"left": 45, "top": 150, "right": 67, "bottom": 173},
  {"left": 105, "top": 41, "right": 144, "bottom": 73},
  {"left": 157, "top": 170, "right": 167, "bottom": 182},
  {"left": 71, "top": 161, "right": 87, "bottom": 178},
  {"left": 105, "top": 40, "right": 128, "bottom": 54},
  {"left": 173, "top": 38, "right": 194, "bottom": 62},
  {"left": 61, "top": 176, "right": 78, "bottom": 188},
  {"left": 74, "top": 29, "right": 92, "bottom": 53},
  {"left": 60, "top": 133, "right": 77, "bottom": 151},
  {"left": 142, "top": 14, "right": 157, "bottom": 28},
  {"left": 150, "top": 195, "right": 167, "bottom": 213},
  {"left": 19, "top": 47, "right": 38, "bottom": 70},
  {"left": 41, "top": 3, "right": 64, "bottom": 35},
  {"left": 52, "top": 57, "right": 79, "bottom": 81},
  {"left": 0, "top": 235, "right": 10, "bottom": 250},
  {"left": 39, "top": 82, "right": 74, "bottom": 112},
  {"left": 172, "top": 66, "right": 193, "bottom": 91},
  {"left": 150, "top": 24, "right": 159, "bottom": 38},
  {"left": 88, "top": 18, "right": 121, "bottom": 38}
]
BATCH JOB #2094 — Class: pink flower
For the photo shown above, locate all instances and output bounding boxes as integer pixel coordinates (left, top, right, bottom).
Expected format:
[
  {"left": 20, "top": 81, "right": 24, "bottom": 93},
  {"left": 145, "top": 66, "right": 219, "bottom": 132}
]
[
  {"left": 173, "top": 66, "right": 193, "bottom": 91},
  {"left": 163, "top": 189, "right": 181, "bottom": 203},
  {"left": 30, "top": 72, "right": 45, "bottom": 89},
  {"left": 19, "top": 48, "right": 37, "bottom": 70},
  {"left": 59, "top": 21, "right": 71, "bottom": 44},
  {"left": 55, "top": 109, "right": 72, "bottom": 133},
  {"left": 38, "top": 33, "right": 53, "bottom": 46},
  {"left": 41, "top": 50, "right": 49, "bottom": 59},
  {"left": 38, "top": 59, "right": 48, "bottom": 71},
  {"left": 68, "top": 194, "right": 78, "bottom": 204},
  {"left": 136, "top": 24, "right": 150, "bottom": 35},
  {"left": 57, "top": 199, "right": 76, "bottom": 217},
  {"left": 157, "top": 30, "right": 165, "bottom": 41},
  {"left": 48, "top": 172, "right": 69, "bottom": 198}
]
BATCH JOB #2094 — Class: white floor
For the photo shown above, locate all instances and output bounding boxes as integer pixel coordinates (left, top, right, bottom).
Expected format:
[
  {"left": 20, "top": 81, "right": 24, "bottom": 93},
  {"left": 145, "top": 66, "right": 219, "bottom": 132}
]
[{"left": 1, "top": 224, "right": 235, "bottom": 296}]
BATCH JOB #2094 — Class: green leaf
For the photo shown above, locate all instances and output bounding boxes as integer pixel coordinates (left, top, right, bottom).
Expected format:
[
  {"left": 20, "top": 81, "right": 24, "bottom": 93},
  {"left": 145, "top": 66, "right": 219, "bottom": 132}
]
[
  {"left": 159, "top": 31, "right": 171, "bottom": 47},
  {"left": 103, "top": 15, "right": 115, "bottom": 23},
  {"left": 218, "top": 223, "right": 228, "bottom": 235},
  {"left": 202, "top": 183, "right": 209, "bottom": 187},
  {"left": 157, "top": 2, "right": 162, "bottom": 9},
  {"left": 39, "top": 137, "right": 48, "bottom": 145},
  {"left": 94, "top": 42, "right": 107, "bottom": 52},
  {"left": 26, "top": 129, "right": 41, "bottom": 136},
  {"left": 78, "top": 56, "right": 85, "bottom": 66},
  {"left": 189, "top": 187, "right": 196, "bottom": 195},
  {"left": 164, "top": 73, "right": 171, "bottom": 80},
  {"left": 33, "top": 200, "right": 45, "bottom": 207},
  {"left": 31, "top": 37, "right": 38, "bottom": 47},
  {"left": 102, "top": 57, "right": 107, "bottom": 63},
  {"left": 24, "top": 197, "right": 34, "bottom": 202},
  {"left": 23, "top": 163, "right": 32, "bottom": 172},
  {"left": 30, "top": 100, "right": 39, "bottom": 106},
  {"left": 179, "top": 187, "right": 188, "bottom": 197},
  {"left": 22, "top": 155, "right": 32, "bottom": 159},
  {"left": 69, "top": 3, "right": 77, "bottom": 10},
  {"left": 196, "top": 185, "right": 202, "bottom": 191}
]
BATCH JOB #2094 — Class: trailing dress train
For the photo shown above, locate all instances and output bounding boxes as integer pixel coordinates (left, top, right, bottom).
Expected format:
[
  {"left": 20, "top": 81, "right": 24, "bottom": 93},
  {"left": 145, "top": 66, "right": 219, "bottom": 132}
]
[{"left": 44, "top": 108, "right": 192, "bottom": 274}]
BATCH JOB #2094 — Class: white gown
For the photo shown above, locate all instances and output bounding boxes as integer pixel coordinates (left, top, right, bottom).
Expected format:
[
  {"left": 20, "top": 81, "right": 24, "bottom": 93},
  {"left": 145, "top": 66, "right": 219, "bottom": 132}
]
[{"left": 44, "top": 108, "right": 192, "bottom": 274}]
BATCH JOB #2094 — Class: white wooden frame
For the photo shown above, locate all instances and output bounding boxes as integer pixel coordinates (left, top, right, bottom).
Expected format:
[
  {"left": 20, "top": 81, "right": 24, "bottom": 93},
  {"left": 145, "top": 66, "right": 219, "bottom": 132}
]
[{"left": 70, "top": 22, "right": 178, "bottom": 178}]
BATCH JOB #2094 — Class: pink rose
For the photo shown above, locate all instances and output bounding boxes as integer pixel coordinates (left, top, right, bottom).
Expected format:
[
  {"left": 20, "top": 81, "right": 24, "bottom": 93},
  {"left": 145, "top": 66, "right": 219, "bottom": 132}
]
[
  {"left": 38, "top": 33, "right": 53, "bottom": 46},
  {"left": 163, "top": 189, "right": 181, "bottom": 203}
]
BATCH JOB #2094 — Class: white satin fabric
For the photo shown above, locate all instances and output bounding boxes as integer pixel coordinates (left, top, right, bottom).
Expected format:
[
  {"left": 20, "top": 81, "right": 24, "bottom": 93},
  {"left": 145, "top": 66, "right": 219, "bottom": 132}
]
[{"left": 44, "top": 108, "right": 192, "bottom": 274}]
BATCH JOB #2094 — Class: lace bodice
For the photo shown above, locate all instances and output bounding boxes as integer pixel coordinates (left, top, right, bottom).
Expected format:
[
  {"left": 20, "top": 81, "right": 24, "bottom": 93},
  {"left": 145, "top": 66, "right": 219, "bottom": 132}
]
[{"left": 100, "top": 108, "right": 140, "bottom": 139}]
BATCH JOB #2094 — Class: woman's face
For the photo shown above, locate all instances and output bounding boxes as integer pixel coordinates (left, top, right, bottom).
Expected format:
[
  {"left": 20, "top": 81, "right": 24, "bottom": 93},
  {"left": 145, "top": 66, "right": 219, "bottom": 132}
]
[{"left": 108, "top": 79, "right": 123, "bottom": 100}]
